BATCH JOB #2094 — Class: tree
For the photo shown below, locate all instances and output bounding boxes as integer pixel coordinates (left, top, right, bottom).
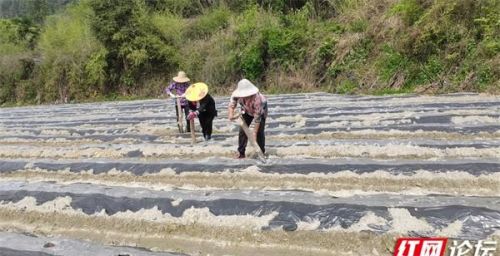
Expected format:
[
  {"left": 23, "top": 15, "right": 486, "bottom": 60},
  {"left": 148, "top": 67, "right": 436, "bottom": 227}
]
[
  {"left": 30, "top": 0, "right": 49, "bottom": 24},
  {"left": 38, "top": 1, "right": 104, "bottom": 102},
  {"left": 89, "top": 0, "right": 179, "bottom": 94}
]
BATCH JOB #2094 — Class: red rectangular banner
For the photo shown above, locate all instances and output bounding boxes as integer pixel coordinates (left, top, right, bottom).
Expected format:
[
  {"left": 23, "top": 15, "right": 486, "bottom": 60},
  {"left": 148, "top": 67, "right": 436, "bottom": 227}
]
[{"left": 394, "top": 238, "right": 448, "bottom": 256}]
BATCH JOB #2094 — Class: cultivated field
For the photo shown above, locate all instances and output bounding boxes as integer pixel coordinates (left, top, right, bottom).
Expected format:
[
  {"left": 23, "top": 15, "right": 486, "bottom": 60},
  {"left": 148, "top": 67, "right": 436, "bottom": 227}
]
[{"left": 0, "top": 93, "right": 499, "bottom": 255}]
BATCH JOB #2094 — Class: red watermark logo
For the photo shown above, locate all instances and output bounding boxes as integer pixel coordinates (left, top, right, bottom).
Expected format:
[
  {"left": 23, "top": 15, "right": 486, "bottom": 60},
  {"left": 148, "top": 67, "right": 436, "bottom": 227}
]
[
  {"left": 394, "top": 238, "right": 498, "bottom": 256},
  {"left": 395, "top": 238, "right": 448, "bottom": 256}
]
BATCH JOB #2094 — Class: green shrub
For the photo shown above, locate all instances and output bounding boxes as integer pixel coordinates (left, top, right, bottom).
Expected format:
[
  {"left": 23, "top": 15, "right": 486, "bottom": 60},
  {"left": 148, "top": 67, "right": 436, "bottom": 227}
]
[
  {"left": 0, "top": 56, "right": 22, "bottom": 104},
  {"left": 39, "top": 1, "right": 104, "bottom": 101},
  {"left": 234, "top": 5, "right": 276, "bottom": 41},
  {"left": 348, "top": 19, "right": 367, "bottom": 33},
  {"left": 418, "top": 55, "right": 443, "bottom": 83},
  {"left": 264, "top": 9, "right": 309, "bottom": 66},
  {"left": 184, "top": 7, "right": 230, "bottom": 39},
  {"left": 85, "top": 47, "right": 107, "bottom": 93},
  {"left": 220, "top": 0, "right": 251, "bottom": 12},
  {"left": 0, "top": 17, "right": 39, "bottom": 49},
  {"left": 1, "top": 0, "right": 499, "bottom": 105},
  {"left": 317, "top": 38, "right": 337, "bottom": 62},
  {"left": 151, "top": 12, "right": 185, "bottom": 45},
  {"left": 264, "top": 27, "right": 305, "bottom": 65},
  {"left": 150, "top": 0, "right": 204, "bottom": 17},
  {"left": 390, "top": 0, "right": 424, "bottom": 26},
  {"left": 336, "top": 79, "right": 357, "bottom": 94},
  {"left": 476, "top": 65, "right": 494, "bottom": 90},
  {"left": 331, "top": 38, "right": 373, "bottom": 75},
  {"left": 475, "top": 9, "right": 500, "bottom": 57},
  {"left": 240, "top": 40, "right": 265, "bottom": 80},
  {"left": 377, "top": 45, "right": 445, "bottom": 88},
  {"left": 377, "top": 45, "right": 410, "bottom": 82},
  {"left": 231, "top": 6, "right": 276, "bottom": 80},
  {"left": 257, "top": 0, "right": 286, "bottom": 12},
  {"left": 179, "top": 30, "right": 239, "bottom": 91},
  {"left": 320, "top": 20, "right": 344, "bottom": 34}
]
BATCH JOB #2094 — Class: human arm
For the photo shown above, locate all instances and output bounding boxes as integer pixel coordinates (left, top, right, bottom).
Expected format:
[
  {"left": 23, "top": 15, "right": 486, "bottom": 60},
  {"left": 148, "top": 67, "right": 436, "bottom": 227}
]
[
  {"left": 253, "top": 122, "right": 260, "bottom": 140},
  {"left": 251, "top": 94, "right": 266, "bottom": 139},
  {"left": 228, "top": 96, "right": 237, "bottom": 120},
  {"left": 165, "top": 84, "right": 176, "bottom": 98}
]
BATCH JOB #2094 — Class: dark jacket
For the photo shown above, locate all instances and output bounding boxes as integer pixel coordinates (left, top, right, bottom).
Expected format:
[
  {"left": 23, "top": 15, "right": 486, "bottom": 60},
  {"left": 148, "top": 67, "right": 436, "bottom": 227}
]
[{"left": 189, "top": 94, "right": 217, "bottom": 117}]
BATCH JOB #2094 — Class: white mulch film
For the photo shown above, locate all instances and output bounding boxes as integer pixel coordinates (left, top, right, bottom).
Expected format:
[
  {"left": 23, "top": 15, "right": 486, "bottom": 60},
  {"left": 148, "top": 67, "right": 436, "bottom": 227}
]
[{"left": 0, "top": 93, "right": 498, "bottom": 255}]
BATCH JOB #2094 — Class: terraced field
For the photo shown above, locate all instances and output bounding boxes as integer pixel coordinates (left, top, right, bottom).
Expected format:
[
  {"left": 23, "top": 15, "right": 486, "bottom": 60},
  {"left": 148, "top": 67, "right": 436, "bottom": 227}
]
[{"left": 0, "top": 93, "right": 499, "bottom": 255}]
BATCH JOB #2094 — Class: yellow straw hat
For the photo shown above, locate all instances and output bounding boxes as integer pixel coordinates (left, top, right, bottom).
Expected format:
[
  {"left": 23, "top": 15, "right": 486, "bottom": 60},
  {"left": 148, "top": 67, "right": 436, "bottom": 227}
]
[
  {"left": 172, "top": 71, "right": 190, "bottom": 83},
  {"left": 185, "top": 82, "right": 209, "bottom": 101}
]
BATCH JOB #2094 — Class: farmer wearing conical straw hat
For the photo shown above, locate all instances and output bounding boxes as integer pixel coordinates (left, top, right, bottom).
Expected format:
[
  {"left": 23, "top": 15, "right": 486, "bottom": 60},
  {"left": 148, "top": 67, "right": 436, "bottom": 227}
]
[
  {"left": 228, "top": 79, "right": 268, "bottom": 159},
  {"left": 165, "top": 71, "right": 192, "bottom": 132},
  {"left": 186, "top": 82, "right": 218, "bottom": 141}
]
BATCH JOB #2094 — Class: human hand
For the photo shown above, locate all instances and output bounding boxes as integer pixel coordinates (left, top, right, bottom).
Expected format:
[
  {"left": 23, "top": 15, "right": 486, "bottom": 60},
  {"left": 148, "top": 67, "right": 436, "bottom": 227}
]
[{"left": 187, "top": 111, "right": 197, "bottom": 120}]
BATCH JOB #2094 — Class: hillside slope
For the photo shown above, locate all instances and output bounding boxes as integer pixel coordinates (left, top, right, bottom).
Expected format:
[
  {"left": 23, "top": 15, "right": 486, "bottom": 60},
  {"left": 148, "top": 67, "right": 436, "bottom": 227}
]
[{"left": 0, "top": 0, "right": 498, "bottom": 105}]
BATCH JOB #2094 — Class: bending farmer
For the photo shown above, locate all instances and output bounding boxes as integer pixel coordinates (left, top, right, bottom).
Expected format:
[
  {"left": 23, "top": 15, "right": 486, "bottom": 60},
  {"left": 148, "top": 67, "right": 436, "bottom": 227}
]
[
  {"left": 185, "top": 82, "right": 218, "bottom": 141},
  {"left": 165, "top": 71, "right": 192, "bottom": 132},
  {"left": 228, "top": 79, "right": 268, "bottom": 159}
]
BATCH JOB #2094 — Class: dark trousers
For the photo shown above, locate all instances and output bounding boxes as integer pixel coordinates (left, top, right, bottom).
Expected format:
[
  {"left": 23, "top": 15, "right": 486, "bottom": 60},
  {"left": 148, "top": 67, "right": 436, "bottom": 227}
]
[
  {"left": 175, "top": 104, "right": 191, "bottom": 132},
  {"left": 238, "top": 113, "right": 265, "bottom": 156},
  {"left": 199, "top": 114, "right": 215, "bottom": 139}
]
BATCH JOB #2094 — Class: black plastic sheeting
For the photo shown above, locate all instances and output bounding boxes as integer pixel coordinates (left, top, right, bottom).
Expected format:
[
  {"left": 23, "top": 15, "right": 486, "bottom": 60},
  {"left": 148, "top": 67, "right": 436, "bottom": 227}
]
[
  {"left": 1, "top": 190, "right": 499, "bottom": 240},
  {"left": 269, "top": 125, "right": 500, "bottom": 135},
  {"left": 0, "top": 160, "right": 498, "bottom": 176},
  {"left": 0, "top": 134, "right": 160, "bottom": 142},
  {"left": 2, "top": 122, "right": 499, "bottom": 134},
  {"left": 0, "top": 248, "right": 55, "bottom": 256}
]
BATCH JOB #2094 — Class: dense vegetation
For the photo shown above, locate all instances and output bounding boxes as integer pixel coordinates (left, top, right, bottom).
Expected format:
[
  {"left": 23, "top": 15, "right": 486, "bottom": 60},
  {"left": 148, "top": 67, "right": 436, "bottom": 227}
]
[
  {"left": 0, "top": 0, "right": 498, "bottom": 105},
  {"left": 0, "top": 0, "right": 72, "bottom": 20}
]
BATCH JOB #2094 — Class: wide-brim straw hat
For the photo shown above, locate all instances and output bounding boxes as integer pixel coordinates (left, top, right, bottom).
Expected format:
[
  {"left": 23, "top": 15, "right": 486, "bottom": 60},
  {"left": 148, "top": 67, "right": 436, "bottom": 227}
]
[
  {"left": 185, "top": 82, "right": 209, "bottom": 101},
  {"left": 173, "top": 71, "right": 190, "bottom": 83},
  {"left": 231, "top": 79, "right": 259, "bottom": 98}
]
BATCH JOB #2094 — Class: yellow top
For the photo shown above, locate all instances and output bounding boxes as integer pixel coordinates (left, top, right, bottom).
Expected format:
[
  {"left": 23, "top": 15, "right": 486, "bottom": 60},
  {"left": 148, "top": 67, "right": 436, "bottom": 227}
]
[{"left": 185, "top": 82, "right": 209, "bottom": 101}]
